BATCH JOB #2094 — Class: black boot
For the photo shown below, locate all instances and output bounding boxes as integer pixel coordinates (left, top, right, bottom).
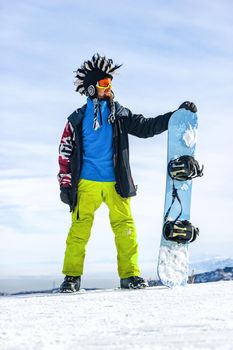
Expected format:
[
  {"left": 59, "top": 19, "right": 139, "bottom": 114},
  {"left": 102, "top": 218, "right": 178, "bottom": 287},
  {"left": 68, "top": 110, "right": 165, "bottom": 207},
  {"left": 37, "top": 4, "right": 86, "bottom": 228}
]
[
  {"left": 120, "top": 276, "right": 148, "bottom": 289},
  {"left": 60, "top": 276, "right": 81, "bottom": 293}
]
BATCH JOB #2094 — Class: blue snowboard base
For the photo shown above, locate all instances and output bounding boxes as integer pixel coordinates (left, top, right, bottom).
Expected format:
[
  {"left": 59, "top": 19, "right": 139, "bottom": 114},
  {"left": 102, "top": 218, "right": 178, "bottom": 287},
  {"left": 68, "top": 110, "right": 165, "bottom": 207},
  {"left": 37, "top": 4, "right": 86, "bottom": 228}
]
[{"left": 157, "top": 109, "right": 198, "bottom": 287}]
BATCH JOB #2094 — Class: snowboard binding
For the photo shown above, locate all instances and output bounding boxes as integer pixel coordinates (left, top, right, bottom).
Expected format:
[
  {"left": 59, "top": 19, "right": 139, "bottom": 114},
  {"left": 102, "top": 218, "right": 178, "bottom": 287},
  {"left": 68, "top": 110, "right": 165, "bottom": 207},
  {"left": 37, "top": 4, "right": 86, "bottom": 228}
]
[
  {"left": 168, "top": 155, "right": 203, "bottom": 181},
  {"left": 163, "top": 155, "right": 203, "bottom": 245},
  {"left": 163, "top": 220, "right": 199, "bottom": 244}
]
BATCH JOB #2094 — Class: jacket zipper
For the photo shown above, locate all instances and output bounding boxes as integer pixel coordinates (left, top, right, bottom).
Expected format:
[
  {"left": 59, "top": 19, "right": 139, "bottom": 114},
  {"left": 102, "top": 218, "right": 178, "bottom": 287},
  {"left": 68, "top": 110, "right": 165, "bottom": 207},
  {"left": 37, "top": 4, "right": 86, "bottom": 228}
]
[
  {"left": 98, "top": 104, "right": 103, "bottom": 126},
  {"left": 113, "top": 121, "right": 126, "bottom": 197},
  {"left": 117, "top": 119, "right": 137, "bottom": 195}
]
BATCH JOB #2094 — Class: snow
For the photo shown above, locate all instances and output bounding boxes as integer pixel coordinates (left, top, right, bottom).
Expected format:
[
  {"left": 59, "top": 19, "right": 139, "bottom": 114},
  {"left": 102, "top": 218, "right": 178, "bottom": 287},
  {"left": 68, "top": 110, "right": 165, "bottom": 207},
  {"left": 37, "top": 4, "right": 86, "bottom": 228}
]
[
  {"left": 158, "top": 245, "right": 189, "bottom": 287},
  {"left": 1, "top": 281, "right": 233, "bottom": 350}
]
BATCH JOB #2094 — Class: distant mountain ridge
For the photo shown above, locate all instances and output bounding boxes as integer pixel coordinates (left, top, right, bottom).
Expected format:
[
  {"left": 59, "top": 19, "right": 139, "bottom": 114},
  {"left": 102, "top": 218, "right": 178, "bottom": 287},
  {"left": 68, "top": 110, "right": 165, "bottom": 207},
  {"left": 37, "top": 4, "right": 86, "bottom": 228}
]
[
  {"left": 188, "top": 267, "right": 233, "bottom": 284},
  {"left": 148, "top": 266, "right": 233, "bottom": 287},
  {"left": 1, "top": 257, "right": 233, "bottom": 295},
  {"left": 189, "top": 257, "right": 233, "bottom": 274},
  {"left": 1, "top": 266, "right": 233, "bottom": 295}
]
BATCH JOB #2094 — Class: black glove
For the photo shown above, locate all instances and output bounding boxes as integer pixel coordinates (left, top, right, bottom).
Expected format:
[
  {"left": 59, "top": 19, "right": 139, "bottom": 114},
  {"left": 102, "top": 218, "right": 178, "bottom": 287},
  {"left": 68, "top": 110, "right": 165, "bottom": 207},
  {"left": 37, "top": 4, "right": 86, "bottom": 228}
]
[
  {"left": 60, "top": 186, "right": 73, "bottom": 207},
  {"left": 179, "top": 101, "right": 197, "bottom": 113}
]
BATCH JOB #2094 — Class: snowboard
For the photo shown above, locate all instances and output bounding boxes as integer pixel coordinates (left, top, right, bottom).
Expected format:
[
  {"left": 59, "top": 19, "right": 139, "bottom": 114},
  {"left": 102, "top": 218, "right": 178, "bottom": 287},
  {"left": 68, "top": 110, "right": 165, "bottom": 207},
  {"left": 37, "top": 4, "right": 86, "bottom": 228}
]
[{"left": 157, "top": 108, "right": 198, "bottom": 288}]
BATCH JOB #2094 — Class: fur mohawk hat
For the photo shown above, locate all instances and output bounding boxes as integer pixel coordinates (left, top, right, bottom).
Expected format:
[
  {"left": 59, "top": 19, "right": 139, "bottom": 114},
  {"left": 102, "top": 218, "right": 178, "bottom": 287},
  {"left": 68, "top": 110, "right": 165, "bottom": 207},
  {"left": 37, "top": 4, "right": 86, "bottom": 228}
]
[{"left": 74, "top": 53, "right": 122, "bottom": 98}]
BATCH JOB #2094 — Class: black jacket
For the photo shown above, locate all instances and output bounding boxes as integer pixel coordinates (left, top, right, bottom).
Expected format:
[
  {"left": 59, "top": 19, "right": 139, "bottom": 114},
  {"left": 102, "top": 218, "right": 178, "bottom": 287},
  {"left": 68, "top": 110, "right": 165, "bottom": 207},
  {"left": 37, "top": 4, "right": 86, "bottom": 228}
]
[{"left": 67, "top": 101, "right": 173, "bottom": 211}]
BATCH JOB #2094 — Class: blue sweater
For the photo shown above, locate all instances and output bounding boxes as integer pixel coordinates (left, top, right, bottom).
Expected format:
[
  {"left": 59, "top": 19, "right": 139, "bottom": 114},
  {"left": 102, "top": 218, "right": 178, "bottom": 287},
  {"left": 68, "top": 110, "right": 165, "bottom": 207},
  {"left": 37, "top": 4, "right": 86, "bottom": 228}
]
[{"left": 80, "top": 97, "right": 116, "bottom": 182}]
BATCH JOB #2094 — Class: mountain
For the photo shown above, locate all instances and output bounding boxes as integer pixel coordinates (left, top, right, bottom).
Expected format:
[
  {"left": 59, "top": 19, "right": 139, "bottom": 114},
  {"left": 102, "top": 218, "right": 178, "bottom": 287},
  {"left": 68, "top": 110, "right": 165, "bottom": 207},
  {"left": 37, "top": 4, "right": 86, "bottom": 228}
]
[
  {"left": 3, "top": 265, "right": 233, "bottom": 295},
  {"left": 148, "top": 266, "right": 233, "bottom": 287},
  {"left": 1, "top": 257, "right": 233, "bottom": 296},
  {"left": 189, "top": 257, "right": 233, "bottom": 274},
  {"left": 188, "top": 267, "right": 233, "bottom": 284}
]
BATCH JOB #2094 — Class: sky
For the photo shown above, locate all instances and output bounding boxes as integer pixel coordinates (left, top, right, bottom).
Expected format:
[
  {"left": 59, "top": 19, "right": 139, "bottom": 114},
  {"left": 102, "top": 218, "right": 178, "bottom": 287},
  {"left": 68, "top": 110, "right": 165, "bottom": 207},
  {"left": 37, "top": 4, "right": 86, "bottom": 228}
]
[{"left": 0, "top": 0, "right": 233, "bottom": 280}]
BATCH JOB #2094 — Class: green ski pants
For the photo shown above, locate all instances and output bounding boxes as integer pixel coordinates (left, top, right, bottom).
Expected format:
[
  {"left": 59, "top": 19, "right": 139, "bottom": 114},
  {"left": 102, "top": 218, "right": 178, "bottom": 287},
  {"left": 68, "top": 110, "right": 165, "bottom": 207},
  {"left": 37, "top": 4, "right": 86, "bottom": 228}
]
[{"left": 62, "top": 179, "right": 140, "bottom": 278}]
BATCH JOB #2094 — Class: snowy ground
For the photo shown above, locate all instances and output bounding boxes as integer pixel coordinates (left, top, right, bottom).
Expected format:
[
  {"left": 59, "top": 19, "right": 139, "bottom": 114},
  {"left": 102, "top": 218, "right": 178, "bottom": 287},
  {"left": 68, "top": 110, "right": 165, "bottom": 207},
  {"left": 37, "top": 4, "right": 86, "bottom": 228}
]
[{"left": 1, "top": 281, "right": 233, "bottom": 350}]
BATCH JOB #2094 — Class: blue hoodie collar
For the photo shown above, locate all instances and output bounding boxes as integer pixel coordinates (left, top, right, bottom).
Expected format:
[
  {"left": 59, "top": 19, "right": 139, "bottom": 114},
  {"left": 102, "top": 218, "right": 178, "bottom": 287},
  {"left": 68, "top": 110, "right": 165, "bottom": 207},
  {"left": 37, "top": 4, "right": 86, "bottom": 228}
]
[{"left": 86, "top": 97, "right": 108, "bottom": 110}]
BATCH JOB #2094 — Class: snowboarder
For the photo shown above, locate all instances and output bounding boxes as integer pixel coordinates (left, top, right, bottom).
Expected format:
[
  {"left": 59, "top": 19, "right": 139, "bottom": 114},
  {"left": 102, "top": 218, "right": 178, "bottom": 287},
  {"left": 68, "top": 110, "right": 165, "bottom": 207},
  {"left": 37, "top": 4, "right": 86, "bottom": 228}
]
[{"left": 58, "top": 53, "right": 197, "bottom": 292}]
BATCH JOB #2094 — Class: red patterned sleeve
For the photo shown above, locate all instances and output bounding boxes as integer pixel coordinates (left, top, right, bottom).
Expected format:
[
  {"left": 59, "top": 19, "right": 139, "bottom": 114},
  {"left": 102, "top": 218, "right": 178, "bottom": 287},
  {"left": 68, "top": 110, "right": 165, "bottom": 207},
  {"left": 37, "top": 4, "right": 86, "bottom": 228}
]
[{"left": 57, "top": 121, "right": 75, "bottom": 188}]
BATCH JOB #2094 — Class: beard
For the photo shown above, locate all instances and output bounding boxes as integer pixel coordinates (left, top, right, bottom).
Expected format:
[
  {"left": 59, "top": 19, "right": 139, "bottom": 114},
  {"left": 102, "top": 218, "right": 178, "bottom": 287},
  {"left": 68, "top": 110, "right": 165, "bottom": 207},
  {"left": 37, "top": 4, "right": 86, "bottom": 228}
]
[{"left": 98, "top": 90, "right": 113, "bottom": 100}]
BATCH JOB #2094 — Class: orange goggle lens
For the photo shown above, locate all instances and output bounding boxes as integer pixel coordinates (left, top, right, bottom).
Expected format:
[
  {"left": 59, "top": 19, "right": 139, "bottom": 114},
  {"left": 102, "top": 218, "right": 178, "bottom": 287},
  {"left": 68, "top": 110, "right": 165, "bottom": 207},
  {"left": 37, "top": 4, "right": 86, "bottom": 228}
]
[{"left": 96, "top": 78, "right": 112, "bottom": 89}]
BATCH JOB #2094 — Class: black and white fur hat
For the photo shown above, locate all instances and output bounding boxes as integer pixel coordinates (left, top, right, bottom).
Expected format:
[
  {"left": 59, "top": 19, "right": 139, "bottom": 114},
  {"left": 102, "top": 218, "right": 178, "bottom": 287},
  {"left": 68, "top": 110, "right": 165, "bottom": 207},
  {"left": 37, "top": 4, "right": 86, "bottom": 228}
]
[
  {"left": 74, "top": 53, "right": 122, "bottom": 130},
  {"left": 74, "top": 53, "right": 122, "bottom": 98}
]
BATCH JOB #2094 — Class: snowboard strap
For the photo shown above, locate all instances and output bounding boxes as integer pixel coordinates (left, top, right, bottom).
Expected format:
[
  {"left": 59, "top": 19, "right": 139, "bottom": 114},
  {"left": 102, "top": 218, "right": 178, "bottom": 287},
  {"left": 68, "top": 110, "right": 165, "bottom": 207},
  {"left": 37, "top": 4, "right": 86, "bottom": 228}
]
[
  {"left": 163, "top": 180, "right": 200, "bottom": 244},
  {"left": 164, "top": 180, "right": 183, "bottom": 224},
  {"left": 162, "top": 155, "right": 202, "bottom": 244},
  {"left": 168, "top": 155, "right": 204, "bottom": 181},
  {"left": 163, "top": 220, "right": 199, "bottom": 244}
]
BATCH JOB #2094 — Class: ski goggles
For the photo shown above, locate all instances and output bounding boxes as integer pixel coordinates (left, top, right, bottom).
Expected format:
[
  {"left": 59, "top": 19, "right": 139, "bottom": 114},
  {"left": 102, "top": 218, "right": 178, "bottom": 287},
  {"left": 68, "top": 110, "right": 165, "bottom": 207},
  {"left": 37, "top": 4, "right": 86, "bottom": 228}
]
[{"left": 96, "top": 78, "right": 112, "bottom": 90}]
